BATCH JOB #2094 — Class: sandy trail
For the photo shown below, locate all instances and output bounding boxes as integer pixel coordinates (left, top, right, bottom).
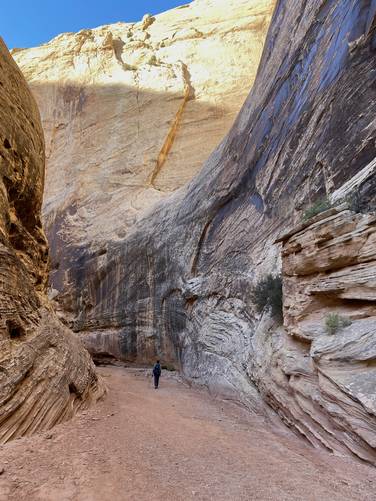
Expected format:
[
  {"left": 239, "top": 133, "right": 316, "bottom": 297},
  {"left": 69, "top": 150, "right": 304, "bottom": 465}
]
[{"left": 0, "top": 366, "right": 374, "bottom": 501}]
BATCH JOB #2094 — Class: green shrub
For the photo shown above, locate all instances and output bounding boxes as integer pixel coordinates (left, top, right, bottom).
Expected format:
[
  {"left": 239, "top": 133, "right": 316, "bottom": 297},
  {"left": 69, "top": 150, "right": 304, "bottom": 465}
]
[
  {"left": 148, "top": 55, "right": 158, "bottom": 65},
  {"left": 325, "top": 313, "right": 352, "bottom": 335},
  {"left": 251, "top": 274, "right": 283, "bottom": 322},
  {"left": 303, "top": 197, "right": 332, "bottom": 221}
]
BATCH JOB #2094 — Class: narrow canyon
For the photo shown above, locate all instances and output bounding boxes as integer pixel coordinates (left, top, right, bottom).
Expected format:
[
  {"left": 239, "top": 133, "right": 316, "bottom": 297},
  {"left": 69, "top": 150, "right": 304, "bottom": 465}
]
[{"left": 1, "top": 0, "right": 376, "bottom": 498}]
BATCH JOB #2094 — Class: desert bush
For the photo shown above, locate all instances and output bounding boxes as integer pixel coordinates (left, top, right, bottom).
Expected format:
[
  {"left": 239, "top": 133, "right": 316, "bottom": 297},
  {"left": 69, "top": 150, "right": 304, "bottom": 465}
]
[
  {"left": 303, "top": 196, "right": 332, "bottom": 221},
  {"left": 148, "top": 55, "right": 158, "bottom": 65},
  {"left": 162, "top": 364, "right": 176, "bottom": 371},
  {"left": 251, "top": 274, "right": 283, "bottom": 322},
  {"left": 325, "top": 313, "right": 352, "bottom": 335}
]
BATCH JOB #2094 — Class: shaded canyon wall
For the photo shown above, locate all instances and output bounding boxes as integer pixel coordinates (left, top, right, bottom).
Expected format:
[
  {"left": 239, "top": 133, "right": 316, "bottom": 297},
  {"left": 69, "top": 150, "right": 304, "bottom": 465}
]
[
  {"left": 13, "top": 0, "right": 376, "bottom": 463},
  {"left": 0, "top": 38, "right": 104, "bottom": 442},
  {"left": 252, "top": 207, "right": 376, "bottom": 464},
  {"left": 52, "top": 0, "right": 376, "bottom": 462}
]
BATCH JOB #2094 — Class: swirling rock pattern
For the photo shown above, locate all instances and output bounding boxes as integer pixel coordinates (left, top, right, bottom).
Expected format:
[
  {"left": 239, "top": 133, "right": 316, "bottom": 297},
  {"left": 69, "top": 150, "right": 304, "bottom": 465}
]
[
  {"left": 14, "top": 0, "right": 376, "bottom": 462},
  {"left": 0, "top": 39, "right": 104, "bottom": 442},
  {"left": 65, "top": 0, "right": 376, "bottom": 462}
]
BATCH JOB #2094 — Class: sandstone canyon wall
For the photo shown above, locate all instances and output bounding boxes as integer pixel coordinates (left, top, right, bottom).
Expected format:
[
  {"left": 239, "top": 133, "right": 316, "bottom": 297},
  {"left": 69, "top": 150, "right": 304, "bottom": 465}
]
[
  {"left": 13, "top": 0, "right": 275, "bottom": 332},
  {"left": 0, "top": 38, "right": 104, "bottom": 442},
  {"left": 41, "top": 0, "right": 376, "bottom": 463},
  {"left": 13, "top": 0, "right": 376, "bottom": 464},
  {"left": 255, "top": 207, "right": 376, "bottom": 464}
]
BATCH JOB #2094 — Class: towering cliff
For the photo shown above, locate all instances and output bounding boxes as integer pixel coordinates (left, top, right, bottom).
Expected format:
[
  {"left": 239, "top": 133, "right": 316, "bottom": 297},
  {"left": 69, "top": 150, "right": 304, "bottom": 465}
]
[
  {"left": 0, "top": 38, "right": 104, "bottom": 442},
  {"left": 29, "top": 0, "right": 376, "bottom": 462},
  {"left": 13, "top": 0, "right": 275, "bottom": 328},
  {"left": 13, "top": 0, "right": 376, "bottom": 463}
]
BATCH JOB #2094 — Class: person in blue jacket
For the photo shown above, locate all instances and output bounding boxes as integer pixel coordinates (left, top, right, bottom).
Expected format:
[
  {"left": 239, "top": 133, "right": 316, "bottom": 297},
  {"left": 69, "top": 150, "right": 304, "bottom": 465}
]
[{"left": 152, "top": 360, "right": 162, "bottom": 389}]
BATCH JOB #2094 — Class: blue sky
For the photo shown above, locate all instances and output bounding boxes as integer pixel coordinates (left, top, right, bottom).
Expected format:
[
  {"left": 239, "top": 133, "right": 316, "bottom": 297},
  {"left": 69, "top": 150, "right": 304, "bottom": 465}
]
[{"left": 1, "top": 1, "right": 187, "bottom": 49}]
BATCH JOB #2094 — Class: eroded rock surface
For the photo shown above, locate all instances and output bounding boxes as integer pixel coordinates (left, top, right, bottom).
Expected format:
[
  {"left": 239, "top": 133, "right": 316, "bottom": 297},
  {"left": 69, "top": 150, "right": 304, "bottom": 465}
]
[
  {"left": 50, "top": 0, "right": 376, "bottom": 463},
  {"left": 13, "top": 0, "right": 376, "bottom": 462},
  {"left": 12, "top": 0, "right": 275, "bottom": 324},
  {"left": 252, "top": 209, "right": 376, "bottom": 464},
  {"left": 0, "top": 38, "right": 104, "bottom": 442}
]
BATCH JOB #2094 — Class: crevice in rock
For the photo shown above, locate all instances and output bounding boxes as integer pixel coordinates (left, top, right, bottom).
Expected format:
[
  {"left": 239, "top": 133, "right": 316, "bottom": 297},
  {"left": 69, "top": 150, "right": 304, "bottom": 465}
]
[
  {"left": 191, "top": 219, "right": 212, "bottom": 276},
  {"left": 6, "top": 319, "right": 26, "bottom": 340}
]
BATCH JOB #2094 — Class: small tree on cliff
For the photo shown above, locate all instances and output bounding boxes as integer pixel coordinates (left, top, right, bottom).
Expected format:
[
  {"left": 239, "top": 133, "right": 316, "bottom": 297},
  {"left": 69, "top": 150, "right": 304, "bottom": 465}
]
[
  {"left": 251, "top": 274, "right": 283, "bottom": 323},
  {"left": 325, "top": 313, "right": 352, "bottom": 335}
]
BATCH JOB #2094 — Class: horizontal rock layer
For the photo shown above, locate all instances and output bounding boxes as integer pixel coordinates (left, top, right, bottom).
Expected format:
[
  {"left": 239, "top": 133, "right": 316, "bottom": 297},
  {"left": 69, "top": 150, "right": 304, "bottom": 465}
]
[
  {"left": 0, "top": 38, "right": 104, "bottom": 442},
  {"left": 253, "top": 209, "right": 376, "bottom": 464}
]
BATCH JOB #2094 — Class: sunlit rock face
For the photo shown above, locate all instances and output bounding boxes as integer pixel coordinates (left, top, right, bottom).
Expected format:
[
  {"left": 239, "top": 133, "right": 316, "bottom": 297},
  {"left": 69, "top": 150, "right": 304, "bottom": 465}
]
[
  {"left": 13, "top": 0, "right": 275, "bottom": 330},
  {"left": 37, "top": 0, "right": 376, "bottom": 462},
  {"left": 0, "top": 38, "right": 104, "bottom": 442},
  {"left": 13, "top": 0, "right": 376, "bottom": 462}
]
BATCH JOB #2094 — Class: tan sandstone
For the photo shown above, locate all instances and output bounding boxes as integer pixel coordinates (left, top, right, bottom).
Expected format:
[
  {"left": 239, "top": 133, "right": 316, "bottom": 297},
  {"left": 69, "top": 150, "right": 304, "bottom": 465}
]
[
  {"left": 10, "top": 0, "right": 376, "bottom": 466},
  {"left": 0, "top": 38, "right": 104, "bottom": 442},
  {"left": 255, "top": 209, "right": 376, "bottom": 464},
  {"left": 12, "top": 0, "right": 275, "bottom": 320},
  {"left": 50, "top": 0, "right": 376, "bottom": 465}
]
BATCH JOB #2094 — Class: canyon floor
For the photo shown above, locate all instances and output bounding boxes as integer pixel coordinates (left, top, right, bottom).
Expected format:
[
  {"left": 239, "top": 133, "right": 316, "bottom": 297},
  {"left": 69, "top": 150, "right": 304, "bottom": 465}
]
[{"left": 0, "top": 367, "right": 375, "bottom": 501}]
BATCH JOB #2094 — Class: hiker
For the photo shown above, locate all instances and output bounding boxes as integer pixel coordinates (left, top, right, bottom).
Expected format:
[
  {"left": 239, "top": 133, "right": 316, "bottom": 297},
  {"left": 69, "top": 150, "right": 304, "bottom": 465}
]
[{"left": 152, "top": 360, "right": 162, "bottom": 389}]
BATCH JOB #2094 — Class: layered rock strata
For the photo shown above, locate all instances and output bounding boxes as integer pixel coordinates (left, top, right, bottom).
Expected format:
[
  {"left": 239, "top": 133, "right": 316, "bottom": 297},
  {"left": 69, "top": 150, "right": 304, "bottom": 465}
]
[
  {"left": 0, "top": 38, "right": 104, "bottom": 442},
  {"left": 251, "top": 209, "right": 376, "bottom": 464},
  {"left": 13, "top": 0, "right": 376, "bottom": 462},
  {"left": 51, "top": 0, "right": 376, "bottom": 462},
  {"left": 12, "top": 0, "right": 275, "bottom": 326}
]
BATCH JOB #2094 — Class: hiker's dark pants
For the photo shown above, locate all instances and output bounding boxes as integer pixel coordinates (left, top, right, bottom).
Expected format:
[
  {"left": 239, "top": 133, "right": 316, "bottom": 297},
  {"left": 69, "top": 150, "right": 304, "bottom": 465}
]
[{"left": 154, "top": 374, "right": 160, "bottom": 388}]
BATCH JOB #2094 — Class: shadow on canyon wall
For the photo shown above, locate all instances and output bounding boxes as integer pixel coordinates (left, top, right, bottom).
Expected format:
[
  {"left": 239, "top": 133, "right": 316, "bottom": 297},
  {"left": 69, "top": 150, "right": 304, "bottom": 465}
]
[
  {"left": 0, "top": 38, "right": 104, "bottom": 443},
  {"left": 43, "top": 0, "right": 376, "bottom": 365},
  {"left": 27, "top": 0, "right": 376, "bottom": 463},
  {"left": 27, "top": 81, "right": 235, "bottom": 363}
]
